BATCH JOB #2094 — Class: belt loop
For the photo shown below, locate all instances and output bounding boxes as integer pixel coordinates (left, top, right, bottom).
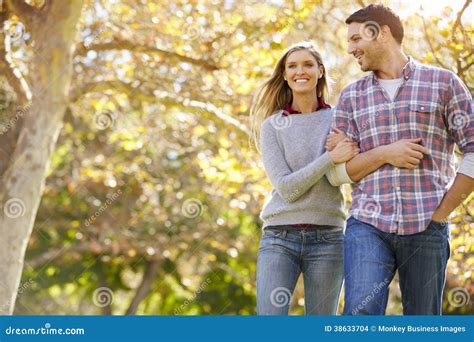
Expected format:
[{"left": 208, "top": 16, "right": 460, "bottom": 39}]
[{"left": 281, "top": 229, "right": 287, "bottom": 238}]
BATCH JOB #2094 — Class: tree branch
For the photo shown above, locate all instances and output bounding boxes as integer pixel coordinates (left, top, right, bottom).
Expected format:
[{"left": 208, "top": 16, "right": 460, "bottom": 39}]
[
  {"left": 97, "top": 262, "right": 113, "bottom": 315},
  {"left": 460, "top": 59, "right": 474, "bottom": 73},
  {"left": 419, "top": 14, "right": 449, "bottom": 70},
  {"left": 451, "top": 0, "right": 472, "bottom": 39},
  {"left": 26, "top": 242, "right": 94, "bottom": 268},
  {"left": 5, "top": 0, "right": 35, "bottom": 28},
  {"left": 125, "top": 258, "right": 160, "bottom": 315},
  {"left": 0, "top": 12, "right": 31, "bottom": 104},
  {"left": 5, "top": 0, "right": 32, "bottom": 16},
  {"left": 75, "top": 38, "right": 220, "bottom": 71},
  {"left": 69, "top": 80, "right": 251, "bottom": 136}
]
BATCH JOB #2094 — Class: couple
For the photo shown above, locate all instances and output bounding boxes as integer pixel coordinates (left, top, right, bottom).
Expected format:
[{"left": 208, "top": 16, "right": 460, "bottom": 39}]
[{"left": 251, "top": 4, "right": 473, "bottom": 315}]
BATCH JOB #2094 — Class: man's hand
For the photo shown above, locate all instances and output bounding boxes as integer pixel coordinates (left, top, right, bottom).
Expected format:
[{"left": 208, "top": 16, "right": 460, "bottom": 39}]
[
  {"left": 431, "top": 174, "right": 474, "bottom": 223},
  {"left": 382, "top": 138, "right": 430, "bottom": 169},
  {"left": 326, "top": 127, "right": 348, "bottom": 151}
]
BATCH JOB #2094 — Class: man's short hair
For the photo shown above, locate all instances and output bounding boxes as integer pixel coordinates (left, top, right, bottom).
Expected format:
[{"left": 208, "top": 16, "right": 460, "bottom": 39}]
[{"left": 345, "top": 4, "right": 404, "bottom": 45}]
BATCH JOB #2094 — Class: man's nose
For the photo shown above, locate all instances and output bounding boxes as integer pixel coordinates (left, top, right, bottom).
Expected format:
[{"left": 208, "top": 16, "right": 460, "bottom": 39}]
[{"left": 347, "top": 42, "right": 355, "bottom": 55}]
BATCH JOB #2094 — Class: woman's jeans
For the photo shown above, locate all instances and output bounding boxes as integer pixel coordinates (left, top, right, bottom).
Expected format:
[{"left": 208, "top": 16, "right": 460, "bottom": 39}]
[
  {"left": 343, "top": 217, "right": 450, "bottom": 315},
  {"left": 256, "top": 225, "right": 344, "bottom": 315}
]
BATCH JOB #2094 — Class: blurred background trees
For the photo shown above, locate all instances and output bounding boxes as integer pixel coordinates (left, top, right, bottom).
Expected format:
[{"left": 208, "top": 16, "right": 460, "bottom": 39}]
[{"left": 0, "top": 0, "right": 471, "bottom": 315}]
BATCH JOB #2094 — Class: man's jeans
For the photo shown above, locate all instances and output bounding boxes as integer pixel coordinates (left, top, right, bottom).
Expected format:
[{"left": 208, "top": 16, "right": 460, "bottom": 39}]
[
  {"left": 257, "top": 226, "right": 343, "bottom": 315},
  {"left": 343, "top": 217, "right": 450, "bottom": 315}
]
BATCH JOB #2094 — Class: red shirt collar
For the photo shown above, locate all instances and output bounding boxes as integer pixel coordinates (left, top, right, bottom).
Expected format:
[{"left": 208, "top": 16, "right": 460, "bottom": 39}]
[{"left": 283, "top": 98, "right": 331, "bottom": 115}]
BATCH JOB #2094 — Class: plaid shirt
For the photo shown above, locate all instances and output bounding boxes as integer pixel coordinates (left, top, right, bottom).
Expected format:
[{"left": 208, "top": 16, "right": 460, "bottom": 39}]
[{"left": 333, "top": 57, "right": 474, "bottom": 235}]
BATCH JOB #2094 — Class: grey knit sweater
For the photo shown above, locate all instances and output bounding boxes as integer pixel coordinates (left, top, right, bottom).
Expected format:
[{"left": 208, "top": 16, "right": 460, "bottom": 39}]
[{"left": 259, "top": 108, "right": 346, "bottom": 228}]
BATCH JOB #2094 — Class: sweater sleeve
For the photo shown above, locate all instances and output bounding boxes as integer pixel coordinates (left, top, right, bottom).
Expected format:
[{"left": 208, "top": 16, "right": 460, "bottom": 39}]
[
  {"left": 260, "top": 120, "right": 335, "bottom": 203},
  {"left": 326, "top": 162, "right": 354, "bottom": 186}
]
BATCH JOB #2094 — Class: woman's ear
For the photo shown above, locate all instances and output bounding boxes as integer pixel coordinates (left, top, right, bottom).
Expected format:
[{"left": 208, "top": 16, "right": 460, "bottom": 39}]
[{"left": 319, "top": 65, "right": 324, "bottom": 79}]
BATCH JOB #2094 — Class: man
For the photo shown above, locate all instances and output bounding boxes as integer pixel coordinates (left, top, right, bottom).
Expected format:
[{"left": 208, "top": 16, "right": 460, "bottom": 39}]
[{"left": 325, "top": 4, "right": 474, "bottom": 315}]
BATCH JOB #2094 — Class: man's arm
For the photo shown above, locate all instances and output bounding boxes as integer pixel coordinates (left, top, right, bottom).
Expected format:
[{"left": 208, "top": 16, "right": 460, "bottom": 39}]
[
  {"left": 326, "top": 139, "right": 430, "bottom": 186},
  {"left": 431, "top": 173, "right": 474, "bottom": 222},
  {"left": 345, "top": 145, "right": 387, "bottom": 182},
  {"left": 326, "top": 145, "right": 386, "bottom": 186},
  {"left": 432, "top": 73, "right": 474, "bottom": 221}
]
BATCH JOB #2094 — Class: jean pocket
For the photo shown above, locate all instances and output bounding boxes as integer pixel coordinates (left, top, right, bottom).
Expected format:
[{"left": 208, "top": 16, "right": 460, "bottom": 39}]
[
  {"left": 321, "top": 230, "right": 344, "bottom": 243},
  {"left": 262, "top": 228, "right": 283, "bottom": 238},
  {"left": 429, "top": 220, "right": 448, "bottom": 230},
  {"left": 424, "top": 220, "right": 449, "bottom": 240}
]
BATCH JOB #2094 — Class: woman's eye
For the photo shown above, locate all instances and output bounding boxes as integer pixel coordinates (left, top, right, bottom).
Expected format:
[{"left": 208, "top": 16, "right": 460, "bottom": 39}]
[{"left": 305, "top": 63, "right": 314, "bottom": 67}]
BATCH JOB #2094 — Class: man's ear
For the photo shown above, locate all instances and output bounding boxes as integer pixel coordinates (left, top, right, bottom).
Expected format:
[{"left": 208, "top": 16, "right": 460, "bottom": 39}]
[{"left": 379, "top": 25, "right": 391, "bottom": 43}]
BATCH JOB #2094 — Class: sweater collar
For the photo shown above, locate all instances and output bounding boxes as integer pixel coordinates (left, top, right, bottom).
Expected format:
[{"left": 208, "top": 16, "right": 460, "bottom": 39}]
[{"left": 283, "top": 98, "right": 331, "bottom": 116}]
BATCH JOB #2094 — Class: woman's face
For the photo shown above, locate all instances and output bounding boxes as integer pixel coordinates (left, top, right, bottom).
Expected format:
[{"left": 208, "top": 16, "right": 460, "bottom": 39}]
[{"left": 283, "top": 49, "right": 323, "bottom": 95}]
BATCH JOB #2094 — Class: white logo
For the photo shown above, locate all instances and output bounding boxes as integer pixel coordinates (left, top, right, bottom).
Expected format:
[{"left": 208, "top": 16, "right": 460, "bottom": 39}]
[
  {"left": 92, "top": 287, "right": 114, "bottom": 307},
  {"left": 4, "top": 198, "right": 26, "bottom": 218},
  {"left": 181, "top": 198, "right": 204, "bottom": 218},
  {"left": 360, "top": 21, "right": 381, "bottom": 41},
  {"left": 448, "top": 287, "right": 470, "bottom": 307},
  {"left": 270, "top": 287, "right": 292, "bottom": 308}
]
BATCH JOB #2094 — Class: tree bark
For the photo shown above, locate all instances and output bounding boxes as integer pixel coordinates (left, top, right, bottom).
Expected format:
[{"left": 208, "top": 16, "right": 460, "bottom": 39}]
[
  {"left": 126, "top": 259, "right": 161, "bottom": 315},
  {"left": 0, "top": 0, "right": 84, "bottom": 314}
]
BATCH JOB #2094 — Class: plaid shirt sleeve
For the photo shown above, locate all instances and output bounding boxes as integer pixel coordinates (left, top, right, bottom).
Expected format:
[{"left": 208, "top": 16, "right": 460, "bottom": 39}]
[
  {"left": 446, "top": 72, "right": 474, "bottom": 154},
  {"left": 332, "top": 88, "right": 360, "bottom": 142}
]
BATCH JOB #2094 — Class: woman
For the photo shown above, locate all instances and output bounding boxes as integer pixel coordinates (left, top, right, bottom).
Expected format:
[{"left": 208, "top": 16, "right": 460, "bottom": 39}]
[{"left": 250, "top": 41, "right": 359, "bottom": 315}]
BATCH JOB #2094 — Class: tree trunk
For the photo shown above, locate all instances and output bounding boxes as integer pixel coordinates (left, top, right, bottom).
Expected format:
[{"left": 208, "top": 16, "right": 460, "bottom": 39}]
[{"left": 0, "top": 0, "right": 84, "bottom": 314}]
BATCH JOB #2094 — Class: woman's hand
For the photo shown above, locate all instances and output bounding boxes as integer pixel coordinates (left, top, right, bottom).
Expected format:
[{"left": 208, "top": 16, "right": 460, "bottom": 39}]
[
  {"left": 325, "top": 127, "right": 348, "bottom": 151},
  {"left": 329, "top": 137, "right": 360, "bottom": 163}
]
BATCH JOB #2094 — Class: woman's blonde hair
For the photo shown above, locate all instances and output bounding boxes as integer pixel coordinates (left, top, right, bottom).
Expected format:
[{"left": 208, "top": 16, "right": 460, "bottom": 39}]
[{"left": 249, "top": 41, "right": 330, "bottom": 151}]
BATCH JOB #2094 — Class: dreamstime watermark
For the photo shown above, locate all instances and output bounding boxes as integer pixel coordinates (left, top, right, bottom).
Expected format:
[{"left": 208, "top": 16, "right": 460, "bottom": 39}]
[
  {"left": 358, "top": 196, "right": 381, "bottom": 218},
  {"left": 448, "top": 112, "right": 470, "bottom": 131},
  {"left": 270, "top": 286, "right": 292, "bottom": 308},
  {"left": 83, "top": 26, "right": 106, "bottom": 49},
  {"left": 265, "top": 188, "right": 301, "bottom": 220},
  {"left": 0, "top": 103, "right": 31, "bottom": 136},
  {"left": 0, "top": 278, "right": 34, "bottom": 312},
  {"left": 351, "top": 278, "right": 390, "bottom": 315},
  {"left": 359, "top": 21, "right": 381, "bottom": 41},
  {"left": 84, "top": 189, "right": 122, "bottom": 227},
  {"left": 5, "top": 322, "right": 85, "bottom": 336},
  {"left": 93, "top": 110, "right": 117, "bottom": 130},
  {"left": 247, "top": 14, "right": 300, "bottom": 42},
  {"left": 184, "top": 22, "right": 203, "bottom": 42},
  {"left": 430, "top": 158, "right": 449, "bottom": 192},
  {"left": 3, "top": 197, "right": 26, "bottom": 219},
  {"left": 181, "top": 198, "right": 204, "bottom": 218},
  {"left": 174, "top": 278, "right": 212, "bottom": 314},
  {"left": 447, "top": 287, "right": 470, "bottom": 308},
  {"left": 5, "top": 21, "right": 25, "bottom": 42},
  {"left": 358, "top": 105, "right": 384, "bottom": 133},
  {"left": 92, "top": 287, "right": 114, "bottom": 308},
  {"left": 270, "top": 111, "right": 292, "bottom": 130}
]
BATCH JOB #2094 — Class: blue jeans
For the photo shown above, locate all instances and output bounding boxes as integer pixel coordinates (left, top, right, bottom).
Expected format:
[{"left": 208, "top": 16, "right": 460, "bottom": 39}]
[
  {"left": 256, "top": 225, "right": 343, "bottom": 315},
  {"left": 343, "top": 217, "right": 450, "bottom": 315}
]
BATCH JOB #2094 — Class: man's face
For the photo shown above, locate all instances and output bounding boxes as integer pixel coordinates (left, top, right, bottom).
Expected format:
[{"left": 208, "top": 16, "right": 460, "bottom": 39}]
[{"left": 347, "top": 22, "right": 384, "bottom": 72}]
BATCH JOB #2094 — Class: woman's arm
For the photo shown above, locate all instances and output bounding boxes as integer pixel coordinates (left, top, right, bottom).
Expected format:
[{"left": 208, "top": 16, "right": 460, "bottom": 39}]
[
  {"left": 325, "top": 147, "right": 386, "bottom": 186},
  {"left": 260, "top": 122, "right": 358, "bottom": 203},
  {"left": 260, "top": 123, "right": 335, "bottom": 203}
]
